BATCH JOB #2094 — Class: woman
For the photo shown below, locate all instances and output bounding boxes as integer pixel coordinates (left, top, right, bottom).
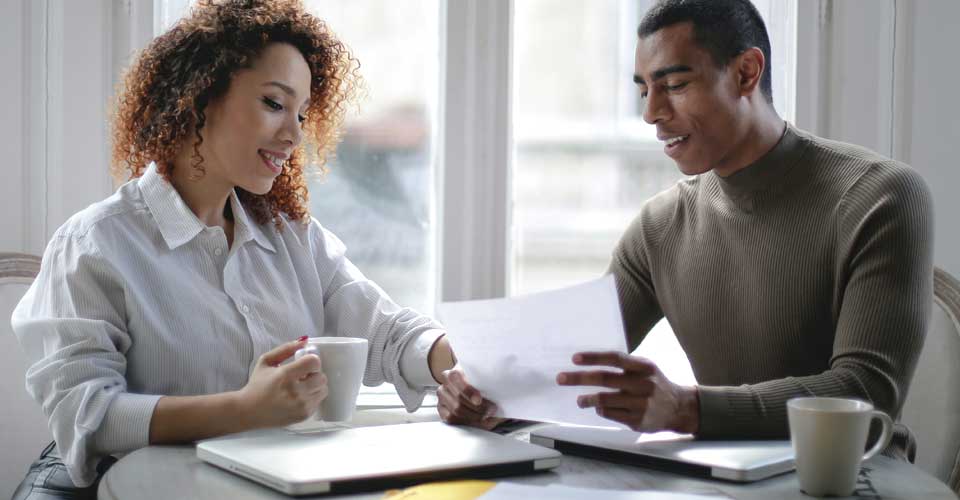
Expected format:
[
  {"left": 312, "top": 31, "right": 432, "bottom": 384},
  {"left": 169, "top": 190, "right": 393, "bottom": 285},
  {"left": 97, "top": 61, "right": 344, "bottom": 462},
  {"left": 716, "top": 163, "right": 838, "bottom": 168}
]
[{"left": 10, "top": 1, "right": 490, "bottom": 497}]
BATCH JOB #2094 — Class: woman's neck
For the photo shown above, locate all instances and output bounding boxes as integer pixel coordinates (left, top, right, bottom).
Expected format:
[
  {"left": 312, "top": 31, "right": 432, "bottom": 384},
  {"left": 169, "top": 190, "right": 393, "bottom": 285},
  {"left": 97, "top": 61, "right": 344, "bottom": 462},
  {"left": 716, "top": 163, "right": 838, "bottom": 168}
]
[{"left": 169, "top": 161, "right": 235, "bottom": 244}]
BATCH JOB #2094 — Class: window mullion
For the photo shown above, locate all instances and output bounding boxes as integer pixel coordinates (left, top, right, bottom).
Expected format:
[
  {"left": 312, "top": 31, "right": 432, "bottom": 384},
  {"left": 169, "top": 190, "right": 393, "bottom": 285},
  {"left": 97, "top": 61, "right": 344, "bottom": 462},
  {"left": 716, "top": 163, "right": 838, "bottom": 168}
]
[{"left": 438, "top": 0, "right": 513, "bottom": 302}]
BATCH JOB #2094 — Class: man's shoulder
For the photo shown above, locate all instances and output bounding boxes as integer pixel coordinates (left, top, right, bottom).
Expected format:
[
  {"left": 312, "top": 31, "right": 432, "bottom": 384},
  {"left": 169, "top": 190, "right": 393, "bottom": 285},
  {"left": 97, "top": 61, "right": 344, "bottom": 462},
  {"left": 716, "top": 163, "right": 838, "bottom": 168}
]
[
  {"left": 796, "top": 128, "right": 928, "bottom": 199},
  {"left": 799, "top": 129, "right": 917, "bottom": 179},
  {"left": 620, "top": 177, "right": 699, "bottom": 243}
]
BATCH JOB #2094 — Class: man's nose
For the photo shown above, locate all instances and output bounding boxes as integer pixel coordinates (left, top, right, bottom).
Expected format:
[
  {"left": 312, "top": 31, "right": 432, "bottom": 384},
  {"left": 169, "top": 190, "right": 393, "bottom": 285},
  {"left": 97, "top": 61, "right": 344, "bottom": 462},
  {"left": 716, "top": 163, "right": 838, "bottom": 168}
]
[{"left": 642, "top": 89, "right": 671, "bottom": 125}]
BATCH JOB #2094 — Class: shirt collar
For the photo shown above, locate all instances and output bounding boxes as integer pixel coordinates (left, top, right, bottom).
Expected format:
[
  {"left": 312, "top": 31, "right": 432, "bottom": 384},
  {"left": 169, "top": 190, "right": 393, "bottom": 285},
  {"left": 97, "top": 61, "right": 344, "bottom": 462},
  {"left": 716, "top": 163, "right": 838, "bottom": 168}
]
[
  {"left": 228, "top": 190, "right": 277, "bottom": 253},
  {"left": 139, "top": 162, "right": 276, "bottom": 253}
]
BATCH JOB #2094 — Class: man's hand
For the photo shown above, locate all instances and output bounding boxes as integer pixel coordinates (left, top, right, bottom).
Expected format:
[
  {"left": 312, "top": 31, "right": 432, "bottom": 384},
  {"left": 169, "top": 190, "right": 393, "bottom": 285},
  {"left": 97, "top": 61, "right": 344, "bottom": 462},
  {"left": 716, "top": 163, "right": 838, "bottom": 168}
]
[
  {"left": 437, "top": 366, "right": 502, "bottom": 430},
  {"left": 557, "top": 351, "right": 699, "bottom": 434}
]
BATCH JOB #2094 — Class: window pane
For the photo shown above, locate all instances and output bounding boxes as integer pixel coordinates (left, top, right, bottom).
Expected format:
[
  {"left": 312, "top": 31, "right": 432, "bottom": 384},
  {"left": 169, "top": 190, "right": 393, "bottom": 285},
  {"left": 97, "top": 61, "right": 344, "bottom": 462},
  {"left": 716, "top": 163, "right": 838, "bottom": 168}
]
[
  {"left": 161, "top": 2, "right": 440, "bottom": 314},
  {"left": 304, "top": 2, "right": 439, "bottom": 314},
  {"left": 512, "top": 0, "right": 670, "bottom": 296},
  {"left": 512, "top": 0, "right": 796, "bottom": 383}
]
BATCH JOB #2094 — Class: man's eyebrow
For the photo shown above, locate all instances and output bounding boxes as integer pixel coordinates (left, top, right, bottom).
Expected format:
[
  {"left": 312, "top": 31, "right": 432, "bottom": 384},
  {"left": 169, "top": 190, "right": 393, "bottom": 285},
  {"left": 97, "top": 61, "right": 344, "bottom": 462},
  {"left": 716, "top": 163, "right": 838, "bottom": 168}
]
[{"left": 633, "top": 64, "right": 694, "bottom": 85}]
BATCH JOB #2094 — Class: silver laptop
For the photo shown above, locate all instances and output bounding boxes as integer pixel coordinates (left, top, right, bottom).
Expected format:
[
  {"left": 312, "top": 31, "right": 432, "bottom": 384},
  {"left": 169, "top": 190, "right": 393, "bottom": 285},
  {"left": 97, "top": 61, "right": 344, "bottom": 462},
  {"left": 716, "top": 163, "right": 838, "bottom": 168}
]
[
  {"left": 530, "top": 425, "right": 794, "bottom": 482},
  {"left": 197, "top": 421, "right": 562, "bottom": 496}
]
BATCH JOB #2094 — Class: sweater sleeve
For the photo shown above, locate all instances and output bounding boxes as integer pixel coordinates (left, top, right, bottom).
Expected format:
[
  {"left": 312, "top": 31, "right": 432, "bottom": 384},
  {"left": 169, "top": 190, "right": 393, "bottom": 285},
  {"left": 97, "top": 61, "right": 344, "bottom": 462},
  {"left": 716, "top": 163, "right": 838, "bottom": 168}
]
[
  {"left": 697, "top": 163, "right": 933, "bottom": 441},
  {"left": 608, "top": 201, "right": 668, "bottom": 351}
]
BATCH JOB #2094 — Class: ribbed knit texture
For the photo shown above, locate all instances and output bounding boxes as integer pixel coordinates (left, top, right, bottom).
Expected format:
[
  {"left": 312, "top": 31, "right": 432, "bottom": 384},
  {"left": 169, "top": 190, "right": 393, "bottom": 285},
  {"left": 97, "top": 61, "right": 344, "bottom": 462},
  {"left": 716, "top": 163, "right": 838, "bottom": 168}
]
[{"left": 609, "top": 124, "right": 933, "bottom": 458}]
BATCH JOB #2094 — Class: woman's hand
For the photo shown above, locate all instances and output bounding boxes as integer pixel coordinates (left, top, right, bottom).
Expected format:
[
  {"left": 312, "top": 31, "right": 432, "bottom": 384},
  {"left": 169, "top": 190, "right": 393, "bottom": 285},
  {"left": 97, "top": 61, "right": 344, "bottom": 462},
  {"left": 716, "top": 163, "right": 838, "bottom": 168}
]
[
  {"left": 437, "top": 366, "right": 502, "bottom": 430},
  {"left": 237, "top": 338, "right": 329, "bottom": 428},
  {"left": 557, "top": 351, "right": 699, "bottom": 433}
]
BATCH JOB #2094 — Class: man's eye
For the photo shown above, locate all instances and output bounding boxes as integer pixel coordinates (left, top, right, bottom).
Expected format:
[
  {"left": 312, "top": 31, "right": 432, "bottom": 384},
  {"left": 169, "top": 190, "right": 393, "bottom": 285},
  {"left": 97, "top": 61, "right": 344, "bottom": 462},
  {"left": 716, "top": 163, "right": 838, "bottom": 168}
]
[
  {"left": 666, "top": 82, "right": 688, "bottom": 91},
  {"left": 262, "top": 97, "right": 283, "bottom": 111}
]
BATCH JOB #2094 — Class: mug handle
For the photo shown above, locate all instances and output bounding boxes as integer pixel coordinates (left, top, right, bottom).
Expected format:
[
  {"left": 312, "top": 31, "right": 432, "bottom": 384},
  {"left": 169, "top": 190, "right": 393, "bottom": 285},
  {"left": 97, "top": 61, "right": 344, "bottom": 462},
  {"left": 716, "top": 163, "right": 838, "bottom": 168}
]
[{"left": 861, "top": 410, "right": 894, "bottom": 461}]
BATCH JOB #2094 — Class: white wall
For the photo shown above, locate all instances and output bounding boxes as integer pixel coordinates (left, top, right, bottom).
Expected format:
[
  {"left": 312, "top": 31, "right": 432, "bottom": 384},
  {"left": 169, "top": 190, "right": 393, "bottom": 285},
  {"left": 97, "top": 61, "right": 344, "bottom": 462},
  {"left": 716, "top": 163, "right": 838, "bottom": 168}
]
[
  {"left": 0, "top": 0, "right": 25, "bottom": 252},
  {"left": 806, "top": 0, "right": 960, "bottom": 278},
  {"left": 1, "top": 0, "right": 133, "bottom": 257},
  {"left": 903, "top": 1, "right": 960, "bottom": 278}
]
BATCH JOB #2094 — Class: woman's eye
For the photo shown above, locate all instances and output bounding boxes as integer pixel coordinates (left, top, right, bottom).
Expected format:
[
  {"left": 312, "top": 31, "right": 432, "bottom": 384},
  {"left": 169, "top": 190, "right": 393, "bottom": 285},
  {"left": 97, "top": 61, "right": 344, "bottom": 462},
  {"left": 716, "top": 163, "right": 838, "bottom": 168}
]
[
  {"left": 298, "top": 114, "right": 306, "bottom": 123},
  {"left": 262, "top": 97, "right": 283, "bottom": 111}
]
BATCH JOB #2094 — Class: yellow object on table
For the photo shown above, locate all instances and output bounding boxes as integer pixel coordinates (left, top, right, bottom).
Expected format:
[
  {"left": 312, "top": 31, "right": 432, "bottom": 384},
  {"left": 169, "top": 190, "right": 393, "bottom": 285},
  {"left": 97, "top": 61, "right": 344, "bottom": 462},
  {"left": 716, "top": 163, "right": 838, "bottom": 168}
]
[{"left": 383, "top": 480, "right": 497, "bottom": 499}]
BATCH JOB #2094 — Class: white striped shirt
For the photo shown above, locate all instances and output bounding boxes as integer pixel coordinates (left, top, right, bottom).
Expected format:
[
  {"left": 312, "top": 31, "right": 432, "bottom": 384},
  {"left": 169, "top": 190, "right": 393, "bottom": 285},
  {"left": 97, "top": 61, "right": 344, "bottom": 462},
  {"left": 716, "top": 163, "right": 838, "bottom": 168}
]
[{"left": 11, "top": 163, "right": 443, "bottom": 487}]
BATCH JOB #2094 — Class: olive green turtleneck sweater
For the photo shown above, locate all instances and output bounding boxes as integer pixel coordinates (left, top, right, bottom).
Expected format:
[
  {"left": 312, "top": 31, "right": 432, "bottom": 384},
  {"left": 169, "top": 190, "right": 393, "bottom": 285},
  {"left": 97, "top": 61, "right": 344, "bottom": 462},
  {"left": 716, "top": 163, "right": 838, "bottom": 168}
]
[{"left": 609, "top": 124, "right": 933, "bottom": 458}]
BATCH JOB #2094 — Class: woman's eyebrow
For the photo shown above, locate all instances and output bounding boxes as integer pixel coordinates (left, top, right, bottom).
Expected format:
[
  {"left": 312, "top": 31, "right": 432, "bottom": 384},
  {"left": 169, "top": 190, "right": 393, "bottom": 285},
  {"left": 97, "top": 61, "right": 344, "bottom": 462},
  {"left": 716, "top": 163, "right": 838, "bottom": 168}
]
[{"left": 262, "top": 81, "right": 298, "bottom": 97}]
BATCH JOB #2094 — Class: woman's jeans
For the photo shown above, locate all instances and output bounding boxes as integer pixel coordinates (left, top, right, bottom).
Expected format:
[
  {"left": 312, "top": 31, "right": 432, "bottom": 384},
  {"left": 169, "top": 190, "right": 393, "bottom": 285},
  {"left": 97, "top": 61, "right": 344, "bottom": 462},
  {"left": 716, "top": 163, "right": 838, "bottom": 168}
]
[{"left": 11, "top": 442, "right": 115, "bottom": 500}]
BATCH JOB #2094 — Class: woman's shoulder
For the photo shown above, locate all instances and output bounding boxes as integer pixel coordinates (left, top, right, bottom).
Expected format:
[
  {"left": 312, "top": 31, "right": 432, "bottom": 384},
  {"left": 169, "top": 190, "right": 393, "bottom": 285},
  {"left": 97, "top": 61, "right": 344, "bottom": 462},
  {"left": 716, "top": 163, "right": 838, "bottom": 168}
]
[
  {"left": 53, "top": 179, "right": 148, "bottom": 242},
  {"left": 269, "top": 214, "right": 347, "bottom": 261}
]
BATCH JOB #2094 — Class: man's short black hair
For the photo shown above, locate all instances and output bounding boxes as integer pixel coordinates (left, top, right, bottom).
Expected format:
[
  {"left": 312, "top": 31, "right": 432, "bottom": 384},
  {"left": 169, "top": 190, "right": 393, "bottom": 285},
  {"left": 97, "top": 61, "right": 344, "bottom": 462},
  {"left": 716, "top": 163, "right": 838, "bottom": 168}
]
[{"left": 638, "top": 0, "right": 773, "bottom": 103}]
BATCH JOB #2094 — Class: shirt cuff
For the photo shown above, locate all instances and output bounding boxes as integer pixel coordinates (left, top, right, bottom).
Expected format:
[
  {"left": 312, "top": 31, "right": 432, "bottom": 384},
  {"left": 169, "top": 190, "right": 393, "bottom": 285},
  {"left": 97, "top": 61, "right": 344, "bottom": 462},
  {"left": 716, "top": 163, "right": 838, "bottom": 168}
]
[
  {"left": 90, "top": 392, "right": 162, "bottom": 455},
  {"left": 399, "top": 329, "right": 445, "bottom": 389}
]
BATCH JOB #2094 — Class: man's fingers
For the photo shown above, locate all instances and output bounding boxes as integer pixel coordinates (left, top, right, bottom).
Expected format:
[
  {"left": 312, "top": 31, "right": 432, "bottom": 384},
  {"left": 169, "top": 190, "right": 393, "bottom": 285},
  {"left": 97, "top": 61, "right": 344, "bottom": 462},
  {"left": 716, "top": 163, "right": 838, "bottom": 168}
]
[
  {"left": 556, "top": 369, "right": 638, "bottom": 389},
  {"left": 260, "top": 338, "right": 308, "bottom": 367},
  {"left": 592, "top": 407, "right": 644, "bottom": 432},
  {"left": 571, "top": 352, "right": 657, "bottom": 375},
  {"left": 576, "top": 391, "right": 649, "bottom": 410}
]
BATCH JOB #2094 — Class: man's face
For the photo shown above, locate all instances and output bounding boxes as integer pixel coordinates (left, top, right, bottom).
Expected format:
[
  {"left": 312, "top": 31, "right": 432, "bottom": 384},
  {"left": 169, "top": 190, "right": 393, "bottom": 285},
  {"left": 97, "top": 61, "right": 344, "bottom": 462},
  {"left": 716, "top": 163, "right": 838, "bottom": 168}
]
[{"left": 635, "top": 22, "right": 744, "bottom": 176}]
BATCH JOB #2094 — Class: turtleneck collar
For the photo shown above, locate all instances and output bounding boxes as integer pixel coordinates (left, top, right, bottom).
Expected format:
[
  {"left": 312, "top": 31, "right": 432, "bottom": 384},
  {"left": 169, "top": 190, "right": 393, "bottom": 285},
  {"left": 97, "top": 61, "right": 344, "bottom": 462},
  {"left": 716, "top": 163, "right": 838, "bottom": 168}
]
[{"left": 712, "top": 122, "right": 805, "bottom": 211}]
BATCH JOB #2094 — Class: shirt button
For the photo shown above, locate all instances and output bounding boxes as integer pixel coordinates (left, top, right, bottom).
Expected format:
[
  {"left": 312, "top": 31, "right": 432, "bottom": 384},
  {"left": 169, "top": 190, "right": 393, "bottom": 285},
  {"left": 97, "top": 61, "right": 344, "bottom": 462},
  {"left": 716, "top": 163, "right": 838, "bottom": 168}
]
[
  {"left": 214, "top": 248, "right": 223, "bottom": 256},
  {"left": 241, "top": 304, "right": 250, "bottom": 314}
]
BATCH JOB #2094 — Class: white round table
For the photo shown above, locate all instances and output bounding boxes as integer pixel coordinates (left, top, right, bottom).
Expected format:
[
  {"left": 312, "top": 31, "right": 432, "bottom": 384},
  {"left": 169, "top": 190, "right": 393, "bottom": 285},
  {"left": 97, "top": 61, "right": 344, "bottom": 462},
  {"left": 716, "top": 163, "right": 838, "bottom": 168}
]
[{"left": 98, "top": 409, "right": 959, "bottom": 500}]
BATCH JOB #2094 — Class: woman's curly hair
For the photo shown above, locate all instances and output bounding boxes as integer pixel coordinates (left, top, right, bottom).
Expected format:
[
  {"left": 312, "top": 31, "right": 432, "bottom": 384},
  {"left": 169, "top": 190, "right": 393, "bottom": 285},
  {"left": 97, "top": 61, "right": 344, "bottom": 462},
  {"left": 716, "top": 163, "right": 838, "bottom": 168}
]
[{"left": 110, "top": 0, "right": 361, "bottom": 228}]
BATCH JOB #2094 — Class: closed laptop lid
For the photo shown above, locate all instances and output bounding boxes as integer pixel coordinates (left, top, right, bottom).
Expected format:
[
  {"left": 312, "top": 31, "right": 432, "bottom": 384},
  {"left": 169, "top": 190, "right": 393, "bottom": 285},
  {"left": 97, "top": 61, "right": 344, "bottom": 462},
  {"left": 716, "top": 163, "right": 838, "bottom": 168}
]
[
  {"left": 530, "top": 425, "right": 794, "bottom": 482},
  {"left": 197, "top": 421, "right": 562, "bottom": 495}
]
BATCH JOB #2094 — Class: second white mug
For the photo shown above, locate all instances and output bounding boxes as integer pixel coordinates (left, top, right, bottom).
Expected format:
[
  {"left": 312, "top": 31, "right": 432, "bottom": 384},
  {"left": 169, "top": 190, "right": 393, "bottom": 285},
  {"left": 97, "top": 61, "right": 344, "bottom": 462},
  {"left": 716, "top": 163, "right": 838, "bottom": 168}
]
[{"left": 787, "top": 397, "right": 893, "bottom": 497}]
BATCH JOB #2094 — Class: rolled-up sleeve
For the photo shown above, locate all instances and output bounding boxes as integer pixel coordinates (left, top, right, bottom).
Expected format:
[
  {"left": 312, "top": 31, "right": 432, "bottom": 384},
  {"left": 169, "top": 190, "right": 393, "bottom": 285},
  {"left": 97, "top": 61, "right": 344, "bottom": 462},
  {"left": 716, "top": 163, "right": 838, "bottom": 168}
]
[
  {"left": 12, "top": 230, "right": 160, "bottom": 487},
  {"left": 308, "top": 219, "right": 444, "bottom": 412}
]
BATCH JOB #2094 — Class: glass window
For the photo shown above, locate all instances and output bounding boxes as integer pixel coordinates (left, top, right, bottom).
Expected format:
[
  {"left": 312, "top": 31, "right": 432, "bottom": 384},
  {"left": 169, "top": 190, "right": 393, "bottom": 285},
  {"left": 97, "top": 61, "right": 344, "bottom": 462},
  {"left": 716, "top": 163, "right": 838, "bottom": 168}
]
[
  {"left": 511, "top": 0, "right": 797, "bottom": 384},
  {"left": 302, "top": 2, "right": 440, "bottom": 314}
]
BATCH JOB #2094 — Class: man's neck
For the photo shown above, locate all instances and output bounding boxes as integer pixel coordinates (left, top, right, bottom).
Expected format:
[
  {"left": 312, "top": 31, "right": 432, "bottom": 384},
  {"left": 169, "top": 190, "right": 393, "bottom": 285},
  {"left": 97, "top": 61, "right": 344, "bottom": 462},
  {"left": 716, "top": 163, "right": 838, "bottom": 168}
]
[{"left": 713, "top": 105, "right": 786, "bottom": 178}]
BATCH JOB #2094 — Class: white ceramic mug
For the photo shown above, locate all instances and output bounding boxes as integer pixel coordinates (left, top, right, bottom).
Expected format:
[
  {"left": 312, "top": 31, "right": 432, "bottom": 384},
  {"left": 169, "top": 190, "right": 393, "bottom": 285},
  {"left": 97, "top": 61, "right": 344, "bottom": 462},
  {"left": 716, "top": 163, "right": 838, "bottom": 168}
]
[
  {"left": 787, "top": 397, "right": 894, "bottom": 497},
  {"left": 294, "top": 337, "right": 368, "bottom": 422}
]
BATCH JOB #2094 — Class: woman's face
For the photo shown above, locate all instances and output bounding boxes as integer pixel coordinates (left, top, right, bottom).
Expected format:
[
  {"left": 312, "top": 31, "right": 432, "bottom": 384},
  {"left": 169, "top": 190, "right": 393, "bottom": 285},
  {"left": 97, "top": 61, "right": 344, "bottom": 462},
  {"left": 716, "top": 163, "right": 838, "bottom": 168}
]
[{"left": 190, "top": 42, "right": 312, "bottom": 195}]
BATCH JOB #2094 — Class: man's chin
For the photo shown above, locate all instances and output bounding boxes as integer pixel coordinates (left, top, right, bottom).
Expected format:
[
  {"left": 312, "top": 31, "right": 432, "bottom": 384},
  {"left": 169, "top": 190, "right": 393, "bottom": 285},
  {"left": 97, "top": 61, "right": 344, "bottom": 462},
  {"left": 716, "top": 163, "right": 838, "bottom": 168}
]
[{"left": 675, "top": 160, "right": 712, "bottom": 177}]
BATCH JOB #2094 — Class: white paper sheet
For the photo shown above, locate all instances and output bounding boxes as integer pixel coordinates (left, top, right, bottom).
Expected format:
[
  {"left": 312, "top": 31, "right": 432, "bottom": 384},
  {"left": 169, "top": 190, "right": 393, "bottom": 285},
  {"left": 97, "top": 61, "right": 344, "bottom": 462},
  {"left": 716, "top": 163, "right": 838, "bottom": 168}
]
[
  {"left": 478, "top": 483, "right": 731, "bottom": 499},
  {"left": 437, "top": 276, "right": 628, "bottom": 428}
]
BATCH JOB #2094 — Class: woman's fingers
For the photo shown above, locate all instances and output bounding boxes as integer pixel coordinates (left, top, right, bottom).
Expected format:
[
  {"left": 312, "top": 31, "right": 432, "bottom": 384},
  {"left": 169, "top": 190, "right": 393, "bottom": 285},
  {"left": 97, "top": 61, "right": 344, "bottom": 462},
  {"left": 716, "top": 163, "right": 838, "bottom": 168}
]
[{"left": 259, "top": 338, "right": 308, "bottom": 367}]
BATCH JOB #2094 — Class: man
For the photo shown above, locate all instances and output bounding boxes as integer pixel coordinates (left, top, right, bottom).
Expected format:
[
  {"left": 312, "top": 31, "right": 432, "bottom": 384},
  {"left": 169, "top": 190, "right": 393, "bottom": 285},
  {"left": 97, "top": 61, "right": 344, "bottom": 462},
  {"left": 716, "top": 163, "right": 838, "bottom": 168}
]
[{"left": 438, "top": 0, "right": 932, "bottom": 459}]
